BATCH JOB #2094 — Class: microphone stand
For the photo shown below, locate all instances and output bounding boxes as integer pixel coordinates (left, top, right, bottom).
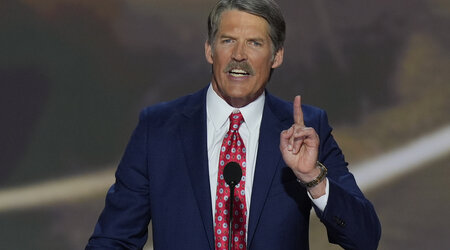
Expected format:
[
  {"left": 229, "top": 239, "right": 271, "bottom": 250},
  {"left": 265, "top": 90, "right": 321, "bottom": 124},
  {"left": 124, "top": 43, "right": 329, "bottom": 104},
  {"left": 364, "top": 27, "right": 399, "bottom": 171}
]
[
  {"left": 228, "top": 183, "right": 235, "bottom": 250},
  {"left": 223, "top": 162, "right": 242, "bottom": 250}
]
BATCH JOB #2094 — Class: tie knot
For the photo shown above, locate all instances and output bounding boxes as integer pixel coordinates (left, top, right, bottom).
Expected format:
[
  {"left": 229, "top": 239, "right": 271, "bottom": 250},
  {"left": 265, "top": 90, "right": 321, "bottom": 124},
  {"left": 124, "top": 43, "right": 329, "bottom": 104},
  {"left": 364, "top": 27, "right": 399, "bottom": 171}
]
[{"left": 229, "top": 111, "right": 244, "bottom": 131}]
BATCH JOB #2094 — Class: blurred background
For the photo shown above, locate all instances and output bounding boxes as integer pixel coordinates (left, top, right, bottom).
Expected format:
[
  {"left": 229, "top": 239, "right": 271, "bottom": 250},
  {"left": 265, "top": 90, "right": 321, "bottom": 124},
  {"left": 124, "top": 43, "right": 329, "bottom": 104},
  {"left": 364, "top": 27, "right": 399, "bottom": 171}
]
[{"left": 1, "top": 0, "right": 449, "bottom": 249}]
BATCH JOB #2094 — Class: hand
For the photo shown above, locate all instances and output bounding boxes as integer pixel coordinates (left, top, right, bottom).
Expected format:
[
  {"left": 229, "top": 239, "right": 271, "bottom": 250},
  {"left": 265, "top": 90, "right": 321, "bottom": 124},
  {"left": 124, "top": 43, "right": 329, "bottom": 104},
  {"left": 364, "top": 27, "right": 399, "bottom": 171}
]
[{"left": 280, "top": 96, "right": 323, "bottom": 189}]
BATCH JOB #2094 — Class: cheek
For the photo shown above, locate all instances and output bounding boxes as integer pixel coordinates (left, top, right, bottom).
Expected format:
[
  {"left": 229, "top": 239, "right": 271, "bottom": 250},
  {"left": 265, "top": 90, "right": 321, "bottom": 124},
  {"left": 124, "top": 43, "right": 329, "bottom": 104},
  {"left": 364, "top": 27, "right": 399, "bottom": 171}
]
[{"left": 214, "top": 58, "right": 228, "bottom": 73}]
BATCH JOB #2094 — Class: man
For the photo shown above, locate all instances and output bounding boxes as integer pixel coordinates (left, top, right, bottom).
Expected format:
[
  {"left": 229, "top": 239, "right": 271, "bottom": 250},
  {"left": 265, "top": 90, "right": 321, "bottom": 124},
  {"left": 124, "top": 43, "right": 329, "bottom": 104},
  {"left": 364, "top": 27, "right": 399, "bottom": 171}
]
[{"left": 86, "top": 0, "right": 381, "bottom": 249}]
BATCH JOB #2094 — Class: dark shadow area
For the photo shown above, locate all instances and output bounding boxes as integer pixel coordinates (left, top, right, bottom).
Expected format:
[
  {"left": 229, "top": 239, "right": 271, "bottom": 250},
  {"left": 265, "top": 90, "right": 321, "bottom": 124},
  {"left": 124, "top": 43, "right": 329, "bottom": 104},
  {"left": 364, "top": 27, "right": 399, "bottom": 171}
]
[{"left": 0, "top": 68, "right": 50, "bottom": 181}]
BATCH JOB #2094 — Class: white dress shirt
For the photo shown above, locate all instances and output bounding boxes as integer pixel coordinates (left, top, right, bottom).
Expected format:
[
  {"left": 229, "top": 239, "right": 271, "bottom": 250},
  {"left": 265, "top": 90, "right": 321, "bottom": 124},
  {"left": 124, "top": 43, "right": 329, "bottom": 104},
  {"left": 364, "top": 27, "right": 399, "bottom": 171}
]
[{"left": 206, "top": 84, "right": 328, "bottom": 235}]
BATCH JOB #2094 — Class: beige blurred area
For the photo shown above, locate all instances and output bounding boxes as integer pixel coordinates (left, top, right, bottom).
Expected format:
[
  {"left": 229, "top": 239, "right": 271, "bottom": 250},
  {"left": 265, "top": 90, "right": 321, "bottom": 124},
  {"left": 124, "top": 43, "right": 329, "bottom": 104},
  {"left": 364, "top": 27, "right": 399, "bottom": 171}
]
[{"left": 1, "top": 0, "right": 449, "bottom": 249}]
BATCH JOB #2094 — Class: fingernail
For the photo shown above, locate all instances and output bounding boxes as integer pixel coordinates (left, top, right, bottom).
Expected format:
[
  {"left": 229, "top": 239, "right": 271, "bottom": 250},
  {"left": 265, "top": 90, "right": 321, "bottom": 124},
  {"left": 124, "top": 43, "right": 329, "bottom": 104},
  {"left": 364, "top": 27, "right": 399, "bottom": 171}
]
[{"left": 288, "top": 144, "right": 292, "bottom": 150}]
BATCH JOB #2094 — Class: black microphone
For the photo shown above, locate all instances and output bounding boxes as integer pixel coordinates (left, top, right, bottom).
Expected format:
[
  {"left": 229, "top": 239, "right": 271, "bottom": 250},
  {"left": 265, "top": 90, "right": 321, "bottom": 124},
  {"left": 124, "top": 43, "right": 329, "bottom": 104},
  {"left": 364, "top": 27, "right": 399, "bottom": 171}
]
[
  {"left": 223, "top": 161, "right": 242, "bottom": 187},
  {"left": 223, "top": 161, "right": 242, "bottom": 250}
]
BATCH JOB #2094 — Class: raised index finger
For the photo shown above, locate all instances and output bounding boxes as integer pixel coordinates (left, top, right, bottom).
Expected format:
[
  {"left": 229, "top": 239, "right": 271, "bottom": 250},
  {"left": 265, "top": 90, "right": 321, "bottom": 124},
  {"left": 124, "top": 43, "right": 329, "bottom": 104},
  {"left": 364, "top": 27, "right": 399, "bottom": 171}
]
[{"left": 293, "top": 95, "right": 304, "bottom": 126}]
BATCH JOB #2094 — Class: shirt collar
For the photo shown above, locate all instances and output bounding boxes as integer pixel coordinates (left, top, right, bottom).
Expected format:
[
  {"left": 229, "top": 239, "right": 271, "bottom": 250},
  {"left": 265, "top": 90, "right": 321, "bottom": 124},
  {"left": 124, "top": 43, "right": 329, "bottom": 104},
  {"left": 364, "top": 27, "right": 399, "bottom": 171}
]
[{"left": 206, "top": 84, "right": 265, "bottom": 131}]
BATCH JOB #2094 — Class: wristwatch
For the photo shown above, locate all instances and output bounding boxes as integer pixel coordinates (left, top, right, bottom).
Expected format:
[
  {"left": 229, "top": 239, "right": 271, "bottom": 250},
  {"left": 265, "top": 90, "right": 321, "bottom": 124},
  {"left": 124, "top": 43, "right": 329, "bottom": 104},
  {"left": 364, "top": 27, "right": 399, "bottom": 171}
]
[{"left": 296, "top": 161, "right": 328, "bottom": 188}]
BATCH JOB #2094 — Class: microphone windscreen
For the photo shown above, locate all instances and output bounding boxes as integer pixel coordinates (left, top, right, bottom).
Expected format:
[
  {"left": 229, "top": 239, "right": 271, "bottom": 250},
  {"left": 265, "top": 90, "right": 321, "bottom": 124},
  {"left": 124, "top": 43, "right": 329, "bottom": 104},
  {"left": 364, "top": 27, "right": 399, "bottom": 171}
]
[{"left": 223, "top": 162, "right": 242, "bottom": 187}]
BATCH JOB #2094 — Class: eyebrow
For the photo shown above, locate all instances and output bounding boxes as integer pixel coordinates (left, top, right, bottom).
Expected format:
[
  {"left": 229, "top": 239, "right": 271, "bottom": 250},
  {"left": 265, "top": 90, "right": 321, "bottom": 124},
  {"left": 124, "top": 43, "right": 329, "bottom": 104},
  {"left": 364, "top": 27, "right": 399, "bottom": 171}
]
[
  {"left": 249, "top": 38, "right": 265, "bottom": 43},
  {"left": 219, "top": 34, "right": 266, "bottom": 43},
  {"left": 219, "top": 34, "right": 236, "bottom": 39}
]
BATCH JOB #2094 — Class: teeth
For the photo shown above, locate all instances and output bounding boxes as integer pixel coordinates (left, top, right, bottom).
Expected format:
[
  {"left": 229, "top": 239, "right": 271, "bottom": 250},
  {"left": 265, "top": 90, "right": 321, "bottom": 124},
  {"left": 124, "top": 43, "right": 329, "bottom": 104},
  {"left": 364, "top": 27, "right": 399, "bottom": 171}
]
[
  {"left": 231, "top": 69, "right": 247, "bottom": 74},
  {"left": 230, "top": 69, "right": 249, "bottom": 76}
]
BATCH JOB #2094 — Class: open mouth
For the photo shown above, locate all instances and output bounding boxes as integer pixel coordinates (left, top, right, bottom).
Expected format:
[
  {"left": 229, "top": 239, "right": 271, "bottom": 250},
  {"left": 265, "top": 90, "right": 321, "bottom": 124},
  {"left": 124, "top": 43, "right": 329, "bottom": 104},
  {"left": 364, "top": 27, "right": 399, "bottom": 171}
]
[{"left": 229, "top": 69, "right": 250, "bottom": 77}]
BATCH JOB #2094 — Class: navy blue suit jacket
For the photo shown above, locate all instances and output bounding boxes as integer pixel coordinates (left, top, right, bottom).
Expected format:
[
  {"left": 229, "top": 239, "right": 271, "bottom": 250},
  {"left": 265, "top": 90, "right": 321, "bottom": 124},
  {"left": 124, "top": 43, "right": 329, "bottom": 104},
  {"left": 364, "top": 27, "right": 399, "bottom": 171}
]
[{"left": 86, "top": 87, "right": 381, "bottom": 249}]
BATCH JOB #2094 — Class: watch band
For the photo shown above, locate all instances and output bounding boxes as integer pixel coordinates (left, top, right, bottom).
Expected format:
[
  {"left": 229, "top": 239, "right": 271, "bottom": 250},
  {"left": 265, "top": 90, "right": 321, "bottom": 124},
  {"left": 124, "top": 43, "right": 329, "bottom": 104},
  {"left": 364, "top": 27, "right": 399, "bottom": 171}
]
[{"left": 296, "top": 161, "right": 328, "bottom": 188}]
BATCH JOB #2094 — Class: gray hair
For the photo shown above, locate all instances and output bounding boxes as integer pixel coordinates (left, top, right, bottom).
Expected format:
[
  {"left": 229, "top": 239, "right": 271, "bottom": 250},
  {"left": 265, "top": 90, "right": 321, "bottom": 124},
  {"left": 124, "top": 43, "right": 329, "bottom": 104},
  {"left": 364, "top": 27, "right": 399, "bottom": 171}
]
[{"left": 207, "top": 0, "right": 286, "bottom": 54}]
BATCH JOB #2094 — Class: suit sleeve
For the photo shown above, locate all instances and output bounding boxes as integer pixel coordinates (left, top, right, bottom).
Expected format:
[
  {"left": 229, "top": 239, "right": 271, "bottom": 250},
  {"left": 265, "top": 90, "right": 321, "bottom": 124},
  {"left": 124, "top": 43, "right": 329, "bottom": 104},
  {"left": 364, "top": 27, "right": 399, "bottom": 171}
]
[
  {"left": 314, "top": 110, "right": 381, "bottom": 250},
  {"left": 86, "top": 110, "right": 151, "bottom": 249}
]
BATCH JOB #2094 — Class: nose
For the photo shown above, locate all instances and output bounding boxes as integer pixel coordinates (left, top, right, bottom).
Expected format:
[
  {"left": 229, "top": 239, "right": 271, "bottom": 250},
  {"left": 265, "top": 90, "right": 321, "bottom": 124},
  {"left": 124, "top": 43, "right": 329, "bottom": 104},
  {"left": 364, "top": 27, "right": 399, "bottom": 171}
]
[{"left": 231, "top": 42, "right": 247, "bottom": 61}]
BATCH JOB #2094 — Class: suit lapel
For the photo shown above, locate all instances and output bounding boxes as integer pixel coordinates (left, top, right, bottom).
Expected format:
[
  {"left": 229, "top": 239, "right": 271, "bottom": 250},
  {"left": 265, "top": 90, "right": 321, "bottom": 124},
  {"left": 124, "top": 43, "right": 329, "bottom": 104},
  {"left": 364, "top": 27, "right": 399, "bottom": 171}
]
[
  {"left": 176, "top": 89, "right": 291, "bottom": 249},
  {"left": 247, "top": 94, "right": 291, "bottom": 248},
  {"left": 178, "top": 88, "right": 215, "bottom": 250}
]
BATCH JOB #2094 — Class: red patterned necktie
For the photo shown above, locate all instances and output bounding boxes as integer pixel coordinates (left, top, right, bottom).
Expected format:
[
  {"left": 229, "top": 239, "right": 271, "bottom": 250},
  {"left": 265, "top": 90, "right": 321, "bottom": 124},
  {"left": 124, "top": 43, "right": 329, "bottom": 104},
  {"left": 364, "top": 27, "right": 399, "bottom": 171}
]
[{"left": 214, "top": 111, "right": 247, "bottom": 250}]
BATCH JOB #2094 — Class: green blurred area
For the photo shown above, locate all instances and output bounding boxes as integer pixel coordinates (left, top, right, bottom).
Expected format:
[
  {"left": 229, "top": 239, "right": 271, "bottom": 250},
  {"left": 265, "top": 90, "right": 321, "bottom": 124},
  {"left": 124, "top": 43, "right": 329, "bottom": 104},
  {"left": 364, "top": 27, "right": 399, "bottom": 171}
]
[
  {"left": 335, "top": 32, "right": 450, "bottom": 163},
  {"left": 2, "top": 0, "right": 448, "bottom": 185}
]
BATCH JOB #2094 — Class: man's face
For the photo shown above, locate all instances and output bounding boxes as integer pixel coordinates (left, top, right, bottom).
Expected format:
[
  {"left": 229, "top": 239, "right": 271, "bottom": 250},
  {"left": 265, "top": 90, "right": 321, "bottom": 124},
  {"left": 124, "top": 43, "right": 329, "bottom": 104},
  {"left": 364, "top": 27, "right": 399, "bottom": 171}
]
[{"left": 205, "top": 10, "right": 284, "bottom": 108}]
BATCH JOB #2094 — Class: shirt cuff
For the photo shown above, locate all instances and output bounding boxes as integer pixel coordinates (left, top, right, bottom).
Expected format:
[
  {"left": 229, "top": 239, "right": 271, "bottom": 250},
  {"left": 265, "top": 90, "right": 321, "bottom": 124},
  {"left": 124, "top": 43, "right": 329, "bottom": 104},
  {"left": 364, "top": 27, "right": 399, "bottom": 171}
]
[{"left": 307, "top": 178, "right": 329, "bottom": 212}]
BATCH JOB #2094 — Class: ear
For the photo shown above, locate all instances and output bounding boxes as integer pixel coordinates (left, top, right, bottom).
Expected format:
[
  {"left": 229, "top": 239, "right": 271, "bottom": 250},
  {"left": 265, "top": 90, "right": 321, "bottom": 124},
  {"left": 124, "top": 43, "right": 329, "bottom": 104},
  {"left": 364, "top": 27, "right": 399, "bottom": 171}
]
[
  {"left": 271, "top": 47, "right": 284, "bottom": 69},
  {"left": 205, "top": 41, "right": 214, "bottom": 64}
]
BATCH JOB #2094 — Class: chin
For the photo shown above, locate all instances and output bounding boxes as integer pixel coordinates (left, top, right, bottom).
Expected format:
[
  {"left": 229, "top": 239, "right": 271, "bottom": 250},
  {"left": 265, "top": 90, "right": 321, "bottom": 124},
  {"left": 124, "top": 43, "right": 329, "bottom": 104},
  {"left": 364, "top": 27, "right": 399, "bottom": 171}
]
[{"left": 226, "top": 89, "right": 251, "bottom": 99}]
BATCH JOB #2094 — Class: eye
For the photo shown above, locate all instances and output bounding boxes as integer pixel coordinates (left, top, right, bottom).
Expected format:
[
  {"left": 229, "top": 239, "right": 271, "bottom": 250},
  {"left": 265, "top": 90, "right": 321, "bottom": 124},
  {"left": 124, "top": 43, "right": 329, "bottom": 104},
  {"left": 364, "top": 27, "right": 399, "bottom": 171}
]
[
  {"left": 249, "top": 40, "right": 262, "bottom": 47},
  {"left": 221, "top": 38, "right": 233, "bottom": 44}
]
